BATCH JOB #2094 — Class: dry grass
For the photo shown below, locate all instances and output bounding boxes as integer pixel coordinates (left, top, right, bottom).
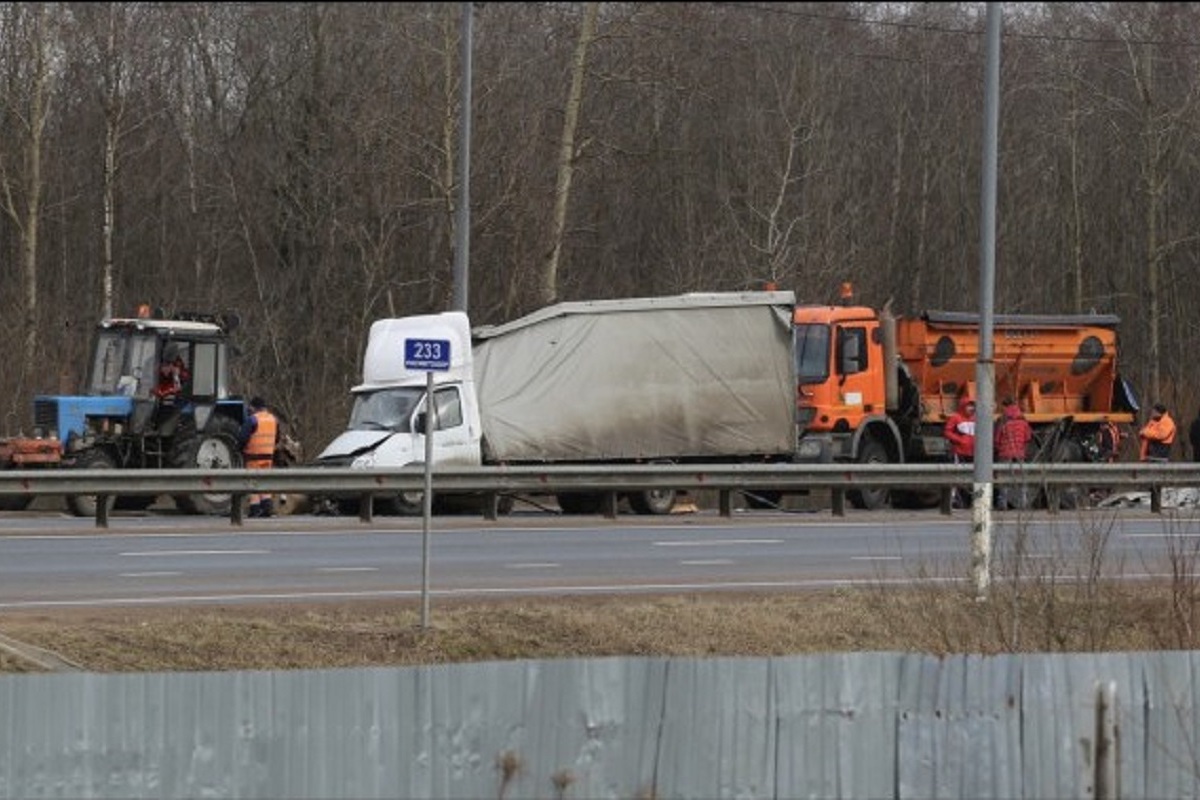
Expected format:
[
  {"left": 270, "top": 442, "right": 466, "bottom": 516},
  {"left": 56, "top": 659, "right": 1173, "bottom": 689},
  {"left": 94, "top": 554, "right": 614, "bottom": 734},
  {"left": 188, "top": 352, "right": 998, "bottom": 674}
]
[{"left": 0, "top": 583, "right": 1187, "bottom": 674}]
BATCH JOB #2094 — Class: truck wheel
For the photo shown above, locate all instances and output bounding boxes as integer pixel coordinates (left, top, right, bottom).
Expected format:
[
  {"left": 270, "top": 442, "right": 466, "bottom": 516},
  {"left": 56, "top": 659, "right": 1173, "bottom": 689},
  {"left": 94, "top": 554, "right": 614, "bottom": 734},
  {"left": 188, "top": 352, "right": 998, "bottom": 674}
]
[
  {"left": 377, "top": 491, "right": 425, "bottom": 516},
  {"left": 170, "top": 416, "right": 243, "bottom": 515},
  {"left": 848, "top": 438, "right": 890, "bottom": 510},
  {"left": 65, "top": 449, "right": 118, "bottom": 518},
  {"left": 628, "top": 488, "right": 677, "bottom": 515}
]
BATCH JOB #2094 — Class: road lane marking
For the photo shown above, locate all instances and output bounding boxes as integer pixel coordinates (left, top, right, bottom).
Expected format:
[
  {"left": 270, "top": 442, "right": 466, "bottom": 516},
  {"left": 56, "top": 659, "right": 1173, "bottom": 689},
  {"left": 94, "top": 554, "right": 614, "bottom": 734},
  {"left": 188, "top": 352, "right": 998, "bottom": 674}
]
[
  {"left": 316, "top": 567, "right": 379, "bottom": 573},
  {"left": 119, "top": 549, "right": 271, "bottom": 557},
  {"left": 680, "top": 559, "right": 734, "bottom": 566},
  {"left": 654, "top": 539, "right": 782, "bottom": 547},
  {"left": 851, "top": 556, "right": 901, "bottom": 561},
  {"left": 119, "top": 571, "right": 183, "bottom": 578},
  {"left": 506, "top": 563, "right": 561, "bottom": 569}
]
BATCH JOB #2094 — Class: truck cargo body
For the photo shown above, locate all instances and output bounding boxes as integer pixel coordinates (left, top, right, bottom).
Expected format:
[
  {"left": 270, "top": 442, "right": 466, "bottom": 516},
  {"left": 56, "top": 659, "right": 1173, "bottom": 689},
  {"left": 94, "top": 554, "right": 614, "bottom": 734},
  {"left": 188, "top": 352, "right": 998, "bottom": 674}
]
[{"left": 472, "top": 292, "right": 798, "bottom": 464}]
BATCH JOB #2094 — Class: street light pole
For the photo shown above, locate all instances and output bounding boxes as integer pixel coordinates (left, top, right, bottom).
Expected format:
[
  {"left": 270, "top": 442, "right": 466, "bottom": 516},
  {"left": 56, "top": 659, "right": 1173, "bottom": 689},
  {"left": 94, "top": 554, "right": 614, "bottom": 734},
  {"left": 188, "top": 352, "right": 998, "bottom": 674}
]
[
  {"left": 452, "top": 2, "right": 473, "bottom": 314},
  {"left": 972, "top": 2, "right": 1002, "bottom": 601}
]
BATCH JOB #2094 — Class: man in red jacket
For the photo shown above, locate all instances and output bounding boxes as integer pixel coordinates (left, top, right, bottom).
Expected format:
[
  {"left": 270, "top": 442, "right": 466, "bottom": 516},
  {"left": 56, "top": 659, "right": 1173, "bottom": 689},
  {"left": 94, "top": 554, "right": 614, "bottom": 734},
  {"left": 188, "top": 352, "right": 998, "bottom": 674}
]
[
  {"left": 943, "top": 399, "right": 976, "bottom": 508},
  {"left": 994, "top": 398, "right": 1033, "bottom": 509}
]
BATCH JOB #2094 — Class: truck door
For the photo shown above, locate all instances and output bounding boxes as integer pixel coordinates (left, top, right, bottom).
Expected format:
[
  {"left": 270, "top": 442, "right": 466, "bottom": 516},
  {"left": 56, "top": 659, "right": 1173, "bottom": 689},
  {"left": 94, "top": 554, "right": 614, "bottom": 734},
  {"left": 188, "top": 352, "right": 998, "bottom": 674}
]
[
  {"left": 834, "top": 323, "right": 884, "bottom": 425},
  {"left": 414, "top": 385, "right": 480, "bottom": 466}
]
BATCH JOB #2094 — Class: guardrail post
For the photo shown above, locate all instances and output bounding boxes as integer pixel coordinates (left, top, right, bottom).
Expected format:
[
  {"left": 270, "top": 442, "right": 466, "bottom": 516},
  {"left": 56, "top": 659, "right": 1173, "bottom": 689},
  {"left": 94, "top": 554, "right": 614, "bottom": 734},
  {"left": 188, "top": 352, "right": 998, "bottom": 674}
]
[
  {"left": 95, "top": 496, "right": 109, "bottom": 529},
  {"left": 358, "top": 493, "right": 374, "bottom": 523},
  {"left": 231, "top": 493, "right": 244, "bottom": 527},
  {"left": 482, "top": 492, "right": 499, "bottom": 521},
  {"left": 602, "top": 491, "right": 618, "bottom": 519},
  {"left": 939, "top": 488, "right": 952, "bottom": 516},
  {"left": 1151, "top": 485, "right": 1162, "bottom": 514},
  {"left": 718, "top": 489, "right": 732, "bottom": 517},
  {"left": 831, "top": 488, "right": 845, "bottom": 517}
]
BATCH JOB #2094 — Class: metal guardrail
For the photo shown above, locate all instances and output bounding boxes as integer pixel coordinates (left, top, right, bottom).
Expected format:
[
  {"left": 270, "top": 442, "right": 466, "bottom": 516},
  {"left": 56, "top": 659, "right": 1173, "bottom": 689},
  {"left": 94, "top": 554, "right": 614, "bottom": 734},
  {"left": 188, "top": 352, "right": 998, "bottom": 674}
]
[{"left": 1, "top": 462, "right": 1197, "bottom": 527}]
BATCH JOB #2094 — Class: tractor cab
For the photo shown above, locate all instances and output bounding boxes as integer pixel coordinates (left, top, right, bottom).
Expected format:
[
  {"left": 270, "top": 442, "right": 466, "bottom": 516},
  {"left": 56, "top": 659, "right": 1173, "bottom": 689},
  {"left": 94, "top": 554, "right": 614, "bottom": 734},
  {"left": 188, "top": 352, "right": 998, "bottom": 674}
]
[{"left": 82, "top": 315, "right": 235, "bottom": 437}]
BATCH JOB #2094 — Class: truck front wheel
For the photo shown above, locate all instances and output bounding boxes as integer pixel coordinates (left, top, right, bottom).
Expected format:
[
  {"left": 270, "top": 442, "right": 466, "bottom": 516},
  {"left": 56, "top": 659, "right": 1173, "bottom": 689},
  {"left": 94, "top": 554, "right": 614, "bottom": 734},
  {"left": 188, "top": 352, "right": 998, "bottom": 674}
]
[
  {"left": 378, "top": 491, "right": 425, "bottom": 516},
  {"left": 848, "top": 438, "right": 890, "bottom": 511}
]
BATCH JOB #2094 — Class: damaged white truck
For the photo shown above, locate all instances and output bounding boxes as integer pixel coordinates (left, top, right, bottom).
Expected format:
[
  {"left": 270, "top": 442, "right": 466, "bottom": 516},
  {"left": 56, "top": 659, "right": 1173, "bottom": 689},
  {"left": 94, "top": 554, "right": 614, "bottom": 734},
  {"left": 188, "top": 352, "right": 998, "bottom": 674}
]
[{"left": 313, "top": 290, "right": 800, "bottom": 515}]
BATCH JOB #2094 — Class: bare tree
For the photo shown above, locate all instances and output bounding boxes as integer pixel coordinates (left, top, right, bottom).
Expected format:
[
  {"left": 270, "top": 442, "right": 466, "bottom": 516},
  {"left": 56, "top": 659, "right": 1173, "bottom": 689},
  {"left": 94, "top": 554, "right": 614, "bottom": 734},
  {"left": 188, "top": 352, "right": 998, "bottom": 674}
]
[
  {"left": 539, "top": 2, "right": 599, "bottom": 306},
  {"left": 0, "top": 3, "right": 58, "bottom": 411}
]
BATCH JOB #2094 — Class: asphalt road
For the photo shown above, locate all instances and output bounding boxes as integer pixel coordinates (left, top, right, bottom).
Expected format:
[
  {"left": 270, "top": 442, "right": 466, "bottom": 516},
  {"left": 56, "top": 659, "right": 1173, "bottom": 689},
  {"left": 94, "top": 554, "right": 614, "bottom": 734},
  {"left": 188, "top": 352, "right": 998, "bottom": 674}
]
[{"left": 0, "top": 503, "right": 1193, "bottom": 609}]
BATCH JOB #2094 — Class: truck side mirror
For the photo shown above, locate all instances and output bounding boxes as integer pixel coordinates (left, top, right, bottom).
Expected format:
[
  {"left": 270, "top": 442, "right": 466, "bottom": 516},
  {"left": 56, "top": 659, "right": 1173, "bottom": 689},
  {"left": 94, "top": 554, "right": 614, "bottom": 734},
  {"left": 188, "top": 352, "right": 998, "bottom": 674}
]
[{"left": 414, "top": 411, "right": 428, "bottom": 433}]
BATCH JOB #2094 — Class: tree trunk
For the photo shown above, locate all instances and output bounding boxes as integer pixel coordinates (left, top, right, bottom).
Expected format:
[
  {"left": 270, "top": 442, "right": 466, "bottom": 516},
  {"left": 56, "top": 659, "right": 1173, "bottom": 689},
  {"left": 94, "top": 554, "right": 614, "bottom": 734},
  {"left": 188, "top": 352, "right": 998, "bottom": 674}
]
[{"left": 540, "top": 2, "right": 599, "bottom": 306}]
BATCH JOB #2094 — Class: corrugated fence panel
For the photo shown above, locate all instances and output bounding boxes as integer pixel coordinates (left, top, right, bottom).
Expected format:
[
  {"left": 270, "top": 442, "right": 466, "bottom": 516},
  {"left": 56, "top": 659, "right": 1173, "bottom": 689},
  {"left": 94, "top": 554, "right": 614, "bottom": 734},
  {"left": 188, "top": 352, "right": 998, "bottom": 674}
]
[
  {"left": 772, "top": 652, "right": 898, "bottom": 799},
  {"left": 6, "top": 652, "right": 1200, "bottom": 798},
  {"left": 895, "top": 653, "right": 1023, "bottom": 799}
]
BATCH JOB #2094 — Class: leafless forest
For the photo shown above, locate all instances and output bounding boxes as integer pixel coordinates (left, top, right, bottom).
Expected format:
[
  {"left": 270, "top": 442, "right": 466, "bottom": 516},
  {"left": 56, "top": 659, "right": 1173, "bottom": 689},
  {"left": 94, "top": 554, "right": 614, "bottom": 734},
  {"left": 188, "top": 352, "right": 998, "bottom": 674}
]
[{"left": 0, "top": 2, "right": 1196, "bottom": 454}]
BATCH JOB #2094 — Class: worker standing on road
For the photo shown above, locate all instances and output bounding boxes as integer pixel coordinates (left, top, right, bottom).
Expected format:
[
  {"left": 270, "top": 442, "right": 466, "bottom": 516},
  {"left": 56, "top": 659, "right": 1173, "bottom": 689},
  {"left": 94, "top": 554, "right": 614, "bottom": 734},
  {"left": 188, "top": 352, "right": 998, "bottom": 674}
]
[
  {"left": 1139, "top": 402, "right": 1177, "bottom": 463},
  {"left": 993, "top": 397, "right": 1033, "bottom": 509},
  {"left": 944, "top": 398, "right": 976, "bottom": 508},
  {"left": 240, "top": 396, "right": 279, "bottom": 517}
]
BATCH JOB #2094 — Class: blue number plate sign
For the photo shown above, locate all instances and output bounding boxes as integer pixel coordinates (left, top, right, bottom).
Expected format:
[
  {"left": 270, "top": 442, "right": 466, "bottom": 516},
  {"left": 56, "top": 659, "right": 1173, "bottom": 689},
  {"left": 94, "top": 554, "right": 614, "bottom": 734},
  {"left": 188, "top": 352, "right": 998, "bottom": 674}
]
[{"left": 405, "top": 338, "right": 452, "bottom": 371}]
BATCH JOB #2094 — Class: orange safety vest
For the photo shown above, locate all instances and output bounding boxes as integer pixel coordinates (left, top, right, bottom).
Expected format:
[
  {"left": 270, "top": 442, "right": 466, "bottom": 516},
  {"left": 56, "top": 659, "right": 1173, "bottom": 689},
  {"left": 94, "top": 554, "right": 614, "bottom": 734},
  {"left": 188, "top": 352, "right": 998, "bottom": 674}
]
[{"left": 244, "top": 409, "right": 278, "bottom": 464}]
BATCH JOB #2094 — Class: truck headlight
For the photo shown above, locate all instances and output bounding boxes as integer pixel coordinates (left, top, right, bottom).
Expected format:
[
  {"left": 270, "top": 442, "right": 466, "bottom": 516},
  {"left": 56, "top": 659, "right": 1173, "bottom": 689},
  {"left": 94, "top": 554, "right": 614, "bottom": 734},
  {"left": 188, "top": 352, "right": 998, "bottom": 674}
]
[
  {"left": 797, "top": 439, "right": 824, "bottom": 459},
  {"left": 351, "top": 452, "right": 377, "bottom": 468}
]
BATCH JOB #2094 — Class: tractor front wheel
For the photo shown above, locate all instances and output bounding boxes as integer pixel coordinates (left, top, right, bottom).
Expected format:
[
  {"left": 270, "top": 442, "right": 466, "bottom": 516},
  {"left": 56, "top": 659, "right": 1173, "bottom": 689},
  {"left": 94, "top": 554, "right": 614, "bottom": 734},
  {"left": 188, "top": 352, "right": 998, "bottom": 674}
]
[
  {"left": 65, "top": 449, "right": 118, "bottom": 518},
  {"left": 170, "top": 417, "right": 243, "bottom": 515}
]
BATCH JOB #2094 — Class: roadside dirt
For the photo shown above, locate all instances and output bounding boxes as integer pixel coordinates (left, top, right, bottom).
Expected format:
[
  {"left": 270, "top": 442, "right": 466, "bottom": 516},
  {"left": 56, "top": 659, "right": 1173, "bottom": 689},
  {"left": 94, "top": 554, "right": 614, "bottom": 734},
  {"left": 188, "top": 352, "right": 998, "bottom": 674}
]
[{"left": 0, "top": 579, "right": 1183, "bottom": 674}]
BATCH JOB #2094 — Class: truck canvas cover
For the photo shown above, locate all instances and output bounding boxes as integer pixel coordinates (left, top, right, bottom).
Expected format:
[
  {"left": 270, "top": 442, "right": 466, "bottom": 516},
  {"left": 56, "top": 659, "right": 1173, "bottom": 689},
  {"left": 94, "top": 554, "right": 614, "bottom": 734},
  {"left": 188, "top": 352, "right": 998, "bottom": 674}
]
[{"left": 472, "top": 291, "right": 798, "bottom": 462}]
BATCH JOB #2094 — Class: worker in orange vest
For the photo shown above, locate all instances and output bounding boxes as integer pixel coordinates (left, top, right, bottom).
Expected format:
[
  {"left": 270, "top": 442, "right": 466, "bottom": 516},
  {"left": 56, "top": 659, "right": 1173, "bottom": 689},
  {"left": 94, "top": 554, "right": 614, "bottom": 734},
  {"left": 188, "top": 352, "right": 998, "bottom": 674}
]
[
  {"left": 1139, "top": 402, "right": 1176, "bottom": 463},
  {"left": 240, "top": 396, "right": 279, "bottom": 517}
]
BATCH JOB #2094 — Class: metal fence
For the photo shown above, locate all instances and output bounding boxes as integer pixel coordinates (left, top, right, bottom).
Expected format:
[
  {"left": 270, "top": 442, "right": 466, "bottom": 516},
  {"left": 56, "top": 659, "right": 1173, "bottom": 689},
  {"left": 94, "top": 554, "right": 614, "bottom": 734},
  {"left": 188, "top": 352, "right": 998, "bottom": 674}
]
[
  {"left": 1, "top": 650, "right": 1196, "bottom": 799},
  {"left": 2, "top": 462, "right": 1199, "bottom": 526}
]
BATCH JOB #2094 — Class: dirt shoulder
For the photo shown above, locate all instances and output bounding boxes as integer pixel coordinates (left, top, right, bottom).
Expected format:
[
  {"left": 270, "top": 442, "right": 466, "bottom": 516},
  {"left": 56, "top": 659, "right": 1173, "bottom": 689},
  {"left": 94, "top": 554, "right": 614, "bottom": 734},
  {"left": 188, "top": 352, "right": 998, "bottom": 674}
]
[{"left": 0, "top": 580, "right": 1183, "bottom": 673}]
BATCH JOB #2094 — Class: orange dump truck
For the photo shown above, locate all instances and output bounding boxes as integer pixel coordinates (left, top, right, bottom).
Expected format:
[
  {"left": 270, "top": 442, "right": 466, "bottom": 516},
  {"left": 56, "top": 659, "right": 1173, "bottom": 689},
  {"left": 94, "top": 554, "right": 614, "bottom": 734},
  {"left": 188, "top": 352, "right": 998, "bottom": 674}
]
[{"left": 792, "top": 288, "right": 1139, "bottom": 509}]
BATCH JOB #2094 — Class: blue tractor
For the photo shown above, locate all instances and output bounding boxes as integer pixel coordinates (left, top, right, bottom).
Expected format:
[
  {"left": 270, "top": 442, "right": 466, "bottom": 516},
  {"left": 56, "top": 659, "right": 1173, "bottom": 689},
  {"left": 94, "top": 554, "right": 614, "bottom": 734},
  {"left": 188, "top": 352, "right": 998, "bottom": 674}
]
[{"left": 34, "top": 307, "right": 252, "bottom": 516}]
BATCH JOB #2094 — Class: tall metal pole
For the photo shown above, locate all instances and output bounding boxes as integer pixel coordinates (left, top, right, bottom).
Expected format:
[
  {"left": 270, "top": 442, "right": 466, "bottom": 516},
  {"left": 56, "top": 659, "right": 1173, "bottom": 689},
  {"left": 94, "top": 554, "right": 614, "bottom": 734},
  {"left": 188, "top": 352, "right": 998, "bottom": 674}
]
[
  {"left": 972, "top": 2, "right": 1002, "bottom": 600},
  {"left": 452, "top": 3, "right": 473, "bottom": 314}
]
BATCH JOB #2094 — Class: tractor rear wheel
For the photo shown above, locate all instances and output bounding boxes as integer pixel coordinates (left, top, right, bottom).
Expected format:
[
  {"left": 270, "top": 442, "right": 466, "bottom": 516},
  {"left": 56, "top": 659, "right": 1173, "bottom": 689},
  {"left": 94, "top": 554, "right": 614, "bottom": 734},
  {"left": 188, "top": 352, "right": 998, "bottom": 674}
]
[
  {"left": 170, "top": 416, "right": 243, "bottom": 515},
  {"left": 65, "top": 449, "right": 118, "bottom": 518}
]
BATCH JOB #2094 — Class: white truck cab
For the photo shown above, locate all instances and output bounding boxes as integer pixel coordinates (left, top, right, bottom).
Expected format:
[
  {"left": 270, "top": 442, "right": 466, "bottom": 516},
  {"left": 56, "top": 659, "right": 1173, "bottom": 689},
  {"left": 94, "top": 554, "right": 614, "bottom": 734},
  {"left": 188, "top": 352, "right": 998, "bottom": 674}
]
[{"left": 316, "top": 313, "right": 483, "bottom": 513}]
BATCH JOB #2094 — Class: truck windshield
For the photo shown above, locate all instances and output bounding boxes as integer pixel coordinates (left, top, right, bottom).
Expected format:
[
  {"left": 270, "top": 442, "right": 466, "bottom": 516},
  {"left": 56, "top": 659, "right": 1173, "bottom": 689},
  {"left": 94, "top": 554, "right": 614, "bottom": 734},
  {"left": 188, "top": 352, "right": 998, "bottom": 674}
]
[
  {"left": 86, "top": 329, "right": 159, "bottom": 398},
  {"left": 348, "top": 388, "right": 424, "bottom": 432},
  {"left": 794, "top": 323, "right": 831, "bottom": 383}
]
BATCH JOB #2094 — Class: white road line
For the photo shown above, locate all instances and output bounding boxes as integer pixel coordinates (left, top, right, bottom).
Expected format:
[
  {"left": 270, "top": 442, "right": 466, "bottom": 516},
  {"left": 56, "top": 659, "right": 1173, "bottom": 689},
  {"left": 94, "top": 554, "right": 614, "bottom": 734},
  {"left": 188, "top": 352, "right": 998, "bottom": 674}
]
[
  {"left": 119, "top": 571, "right": 183, "bottom": 578},
  {"left": 506, "top": 563, "right": 561, "bottom": 569},
  {"left": 1126, "top": 532, "right": 1200, "bottom": 538},
  {"left": 119, "top": 549, "right": 271, "bottom": 557},
  {"left": 315, "top": 567, "right": 379, "bottom": 573},
  {"left": 680, "top": 559, "right": 735, "bottom": 566},
  {"left": 654, "top": 539, "right": 782, "bottom": 547},
  {"left": 851, "top": 556, "right": 902, "bottom": 561}
]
